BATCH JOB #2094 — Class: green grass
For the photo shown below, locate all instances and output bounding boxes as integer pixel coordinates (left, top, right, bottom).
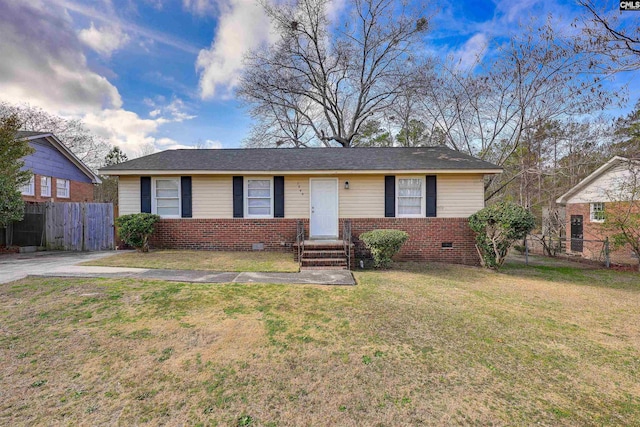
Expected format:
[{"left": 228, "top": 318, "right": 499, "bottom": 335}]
[
  {"left": 1, "top": 263, "right": 640, "bottom": 425},
  {"left": 81, "top": 249, "right": 299, "bottom": 272}
]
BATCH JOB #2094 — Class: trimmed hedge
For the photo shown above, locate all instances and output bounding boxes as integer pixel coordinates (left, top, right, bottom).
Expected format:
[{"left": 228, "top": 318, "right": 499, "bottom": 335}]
[
  {"left": 116, "top": 213, "right": 161, "bottom": 252},
  {"left": 359, "top": 229, "right": 409, "bottom": 268},
  {"left": 468, "top": 202, "right": 535, "bottom": 270}
]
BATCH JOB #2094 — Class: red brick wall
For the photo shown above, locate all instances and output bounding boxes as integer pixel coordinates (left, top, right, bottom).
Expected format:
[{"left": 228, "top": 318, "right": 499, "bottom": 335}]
[
  {"left": 22, "top": 173, "right": 95, "bottom": 203},
  {"left": 149, "top": 217, "right": 480, "bottom": 266},
  {"left": 566, "top": 203, "right": 638, "bottom": 266}
]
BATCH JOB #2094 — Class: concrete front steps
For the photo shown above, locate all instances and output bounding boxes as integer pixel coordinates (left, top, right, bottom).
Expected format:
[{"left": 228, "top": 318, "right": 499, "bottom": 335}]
[{"left": 297, "top": 240, "right": 351, "bottom": 271}]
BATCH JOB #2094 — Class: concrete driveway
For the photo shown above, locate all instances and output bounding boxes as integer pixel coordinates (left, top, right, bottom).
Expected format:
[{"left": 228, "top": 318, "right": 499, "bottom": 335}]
[{"left": 0, "top": 251, "right": 116, "bottom": 284}]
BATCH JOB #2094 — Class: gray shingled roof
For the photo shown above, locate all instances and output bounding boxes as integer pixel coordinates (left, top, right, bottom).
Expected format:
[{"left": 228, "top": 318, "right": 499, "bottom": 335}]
[{"left": 100, "top": 146, "right": 501, "bottom": 173}]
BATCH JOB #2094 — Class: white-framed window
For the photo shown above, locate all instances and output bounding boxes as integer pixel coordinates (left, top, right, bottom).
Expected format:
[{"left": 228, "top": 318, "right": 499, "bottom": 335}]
[
  {"left": 152, "top": 177, "right": 181, "bottom": 218},
  {"left": 41, "top": 176, "right": 51, "bottom": 197},
  {"left": 590, "top": 202, "right": 605, "bottom": 222},
  {"left": 245, "top": 177, "right": 273, "bottom": 218},
  {"left": 396, "top": 177, "right": 424, "bottom": 217},
  {"left": 56, "top": 178, "right": 70, "bottom": 198},
  {"left": 21, "top": 175, "right": 35, "bottom": 196}
]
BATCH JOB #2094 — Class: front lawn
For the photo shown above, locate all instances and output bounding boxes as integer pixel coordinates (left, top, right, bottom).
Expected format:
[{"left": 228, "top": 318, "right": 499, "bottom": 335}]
[
  {"left": 1, "top": 263, "right": 640, "bottom": 425},
  {"left": 81, "top": 249, "right": 299, "bottom": 272}
]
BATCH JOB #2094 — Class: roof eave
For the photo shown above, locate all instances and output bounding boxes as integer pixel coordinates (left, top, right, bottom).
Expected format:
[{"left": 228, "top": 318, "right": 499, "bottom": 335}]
[
  {"left": 19, "top": 133, "right": 101, "bottom": 184},
  {"left": 555, "top": 156, "right": 630, "bottom": 205},
  {"left": 42, "top": 135, "right": 102, "bottom": 184},
  {"left": 99, "top": 168, "right": 503, "bottom": 176}
]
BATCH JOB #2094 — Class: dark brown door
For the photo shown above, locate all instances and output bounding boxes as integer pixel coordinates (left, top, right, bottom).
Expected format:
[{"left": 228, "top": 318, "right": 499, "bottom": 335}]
[{"left": 570, "top": 215, "right": 583, "bottom": 252}]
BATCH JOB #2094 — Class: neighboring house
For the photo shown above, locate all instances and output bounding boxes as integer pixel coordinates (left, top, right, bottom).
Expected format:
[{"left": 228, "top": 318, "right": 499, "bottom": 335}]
[
  {"left": 556, "top": 156, "right": 639, "bottom": 266},
  {"left": 100, "top": 147, "right": 502, "bottom": 267},
  {"left": 17, "top": 131, "right": 101, "bottom": 202}
]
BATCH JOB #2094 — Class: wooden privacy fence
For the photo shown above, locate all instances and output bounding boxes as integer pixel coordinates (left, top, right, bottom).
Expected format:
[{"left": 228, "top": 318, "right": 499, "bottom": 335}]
[{"left": 45, "top": 202, "right": 114, "bottom": 251}]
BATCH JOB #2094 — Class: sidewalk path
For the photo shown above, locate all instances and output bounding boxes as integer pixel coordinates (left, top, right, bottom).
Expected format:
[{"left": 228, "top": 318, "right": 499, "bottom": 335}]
[
  {"left": 29, "top": 266, "right": 355, "bottom": 285},
  {"left": 1, "top": 251, "right": 355, "bottom": 285}
]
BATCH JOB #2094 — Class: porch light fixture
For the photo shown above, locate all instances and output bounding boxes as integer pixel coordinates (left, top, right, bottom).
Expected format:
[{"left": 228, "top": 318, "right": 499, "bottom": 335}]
[{"left": 344, "top": 181, "right": 349, "bottom": 189}]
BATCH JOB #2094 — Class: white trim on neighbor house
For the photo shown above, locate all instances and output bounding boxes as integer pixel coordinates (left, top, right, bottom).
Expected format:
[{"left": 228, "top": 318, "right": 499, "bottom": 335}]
[
  {"left": 396, "top": 176, "right": 426, "bottom": 218},
  {"left": 309, "top": 178, "right": 339, "bottom": 238},
  {"left": 556, "top": 156, "right": 640, "bottom": 205},
  {"left": 19, "top": 133, "right": 101, "bottom": 184},
  {"left": 244, "top": 176, "right": 274, "bottom": 219},
  {"left": 41, "top": 176, "right": 51, "bottom": 197},
  {"left": 100, "top": 168, "right": 503, "bottom": 177},
  {"left": 21, "top": 175, "right": 35, "bottom": 196},
  {"left": 152, "top": 177, "right": 181, "bottom": 218},
  {"left": 56, "top": 178, "right": 70, "bottom": 198}
]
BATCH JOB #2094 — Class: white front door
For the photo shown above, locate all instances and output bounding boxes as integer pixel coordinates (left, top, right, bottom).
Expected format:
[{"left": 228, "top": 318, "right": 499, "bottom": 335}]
[{"left": 310, "top": 178, "right": 338, "bottom": 238}]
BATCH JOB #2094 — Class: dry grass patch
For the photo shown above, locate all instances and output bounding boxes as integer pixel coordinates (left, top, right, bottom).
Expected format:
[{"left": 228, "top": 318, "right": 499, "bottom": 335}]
[
  {"left": 82, "top": 249, "right": 299, "bottom": 272},
  {"left": 1, "top": 263, "right": 640, "bottom": 425}
]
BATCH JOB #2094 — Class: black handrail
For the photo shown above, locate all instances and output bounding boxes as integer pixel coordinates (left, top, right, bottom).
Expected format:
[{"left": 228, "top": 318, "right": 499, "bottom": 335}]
[
  {"left": 342, "top": 220, "right": 352, "bottom": 270},
  {"left": 296, "top": 220, "right": 305, "bottom": 269}
]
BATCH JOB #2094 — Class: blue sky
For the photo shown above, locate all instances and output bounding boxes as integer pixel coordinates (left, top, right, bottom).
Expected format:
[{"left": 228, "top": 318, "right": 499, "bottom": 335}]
[{"left": 0, "top": 0, "right": 637, "bottom": 157}]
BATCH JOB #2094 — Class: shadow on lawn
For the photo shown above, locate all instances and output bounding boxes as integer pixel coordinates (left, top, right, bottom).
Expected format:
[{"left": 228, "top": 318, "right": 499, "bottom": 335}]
[
  {"left": 502, "top": 261, "right": 640, "bottom": 292},
  {"left": 375, "top": 257, "right": 640, "bottom": 292}
]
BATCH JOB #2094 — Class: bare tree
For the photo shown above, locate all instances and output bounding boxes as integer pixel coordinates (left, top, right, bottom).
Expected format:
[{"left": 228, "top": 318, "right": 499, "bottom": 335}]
[
  {"left": 243, "top": 94, "right": 317, "bottom": 148},
  {"left": 135, "top": 143, "right": 156, "bottom": 158},
  {"left": 418, "top": 19, "right": 618, "bottom": 199},
  {"left": 578, "top": 0, "right": 640, "bottom": 72},
  {"left": 238, "top": 0, "right": 430, "bottom": 147},
  {"left": 0, "top": 102, "right": 110, "bottom": 171}
]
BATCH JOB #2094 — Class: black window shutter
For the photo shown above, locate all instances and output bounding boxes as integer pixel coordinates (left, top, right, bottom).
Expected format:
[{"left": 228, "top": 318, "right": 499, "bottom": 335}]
[
  {"left": 140, "top": 176, "right": 151, "bottom": 213},
  {"left": 233, "top": 176, "right": 243, "bottom": 218},
  {"left": 181, "top": 176, "right": 192, "bottom": 218},
  {"left": 384, "top": 175, "right": 395, "bottom": 218},
  {"left": 426, "top": 175, "right": 437, "bottom": 217},
  {"left": 274, "top": 176, "right": 285, "bottom": 218}
]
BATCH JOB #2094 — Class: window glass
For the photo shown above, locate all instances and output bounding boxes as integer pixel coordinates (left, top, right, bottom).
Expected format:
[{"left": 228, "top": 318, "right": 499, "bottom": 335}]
[
  {"left": 56, "top": 179, "right": 69, "bottom": 198},
  {"left": 21, "top": 176, "right": 35, "bottom": 196},
  {"left": 154, "top": 178, "right": 180, "bottom": 217},
  {"left": 41, "top": 176, "right": 51, "bottom": 197},
  {"left": 590, "top": 202, "right": 605, "bottom": 222},
  {"left": 398, "top": 178, "right": 423, "bottom": 216},
  {"left": 247, "top": 179, "right": 272, "bottom": 217}
]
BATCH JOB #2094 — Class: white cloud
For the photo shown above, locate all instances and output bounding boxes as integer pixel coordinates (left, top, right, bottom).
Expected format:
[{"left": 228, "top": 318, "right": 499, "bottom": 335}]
[
  {"left": 153, "top": 137, "right": 223, "bottom": 150},
  {"left": 144, "top": 97, "right": 197, "bottom": 122},
  {"left": 183, "top": 0, "right": 217, "bottom": 16},
  {"left": 453, "top": 33, "right": 488, "bottom": 70},
  {"left": 79, "top": 22, "right": 129, "bottom": 57},
  {"left": 204, "top": 139, "right": 223, "bottom": 149},
  {"left": 0, "top": 0, "right": 189, "bottom": 158},
  {"left": 82, "top": 109, "right": 161, "bottom": 156},
  {"left": 52, "top": 0, "right": 200, "bottom": 54},
  {"left": 0, "top": 0, "right": 122, "bottom": 114},
  {"left": 196, "top": 0, "right": 275, "bottom": 99}
]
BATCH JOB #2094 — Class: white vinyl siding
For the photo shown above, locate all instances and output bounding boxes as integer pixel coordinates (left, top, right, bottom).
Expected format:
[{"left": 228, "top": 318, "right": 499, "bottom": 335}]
[
  {"left": 192, "top": 176, "right": 233, "bottom": 218},
  {"left": 338, "top": 175, "right": 385, "bottom": 218},
  {"left": 285, "top": 175, "right": 386, "bottom": 219},
  {"left": 116, "top": 173, "right": 488, "bottom": 219},
  {"left": 437, "top": 174, "right": 485, "bottom": 218},
  {"left": 245, "top": 178, "right": 273, "bottom": 218},
  {"left": 153, "top": 178, "right": 181, "bottom": 218},
  {"left": 119, "top": 176, "right": 141, "bottom": 215},
  {"left": 566, "top": 163, "right": 631, "bottom": 204},
  {"left": 396, "top": 177, "right": 424, "bottom": 217},
  {"left": 41, "top": 176, "right": 51, "bottom": 197},
  {"left": 21, "top": 176, "right": 35, "bottom": 196},
  {"left": 56, "top": 178, "right": 70, "bottom": 198},
  {"left": 285, "top": 177, "right": 310, "bottom": 218}
]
